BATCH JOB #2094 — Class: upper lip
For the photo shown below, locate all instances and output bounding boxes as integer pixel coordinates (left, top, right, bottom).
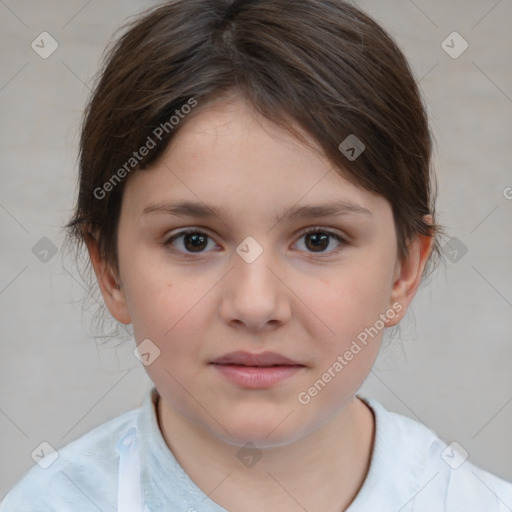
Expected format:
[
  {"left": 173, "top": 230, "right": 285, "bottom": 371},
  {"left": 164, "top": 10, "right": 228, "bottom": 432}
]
[{"left": 210, "top": 351, "right": 303, "bottom": 367}]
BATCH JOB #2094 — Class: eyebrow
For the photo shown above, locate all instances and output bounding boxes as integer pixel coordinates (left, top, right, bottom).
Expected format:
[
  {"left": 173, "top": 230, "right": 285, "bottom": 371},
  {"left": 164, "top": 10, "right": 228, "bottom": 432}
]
[{"left": 142, "top": 199, "right": 373, "bottom": 223}]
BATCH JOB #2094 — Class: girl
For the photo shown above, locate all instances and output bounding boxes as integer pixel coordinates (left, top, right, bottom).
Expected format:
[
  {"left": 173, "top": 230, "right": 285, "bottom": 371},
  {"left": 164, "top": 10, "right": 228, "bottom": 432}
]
[{"left": 2, "top": 0, "right": 511, "bottom": 510}]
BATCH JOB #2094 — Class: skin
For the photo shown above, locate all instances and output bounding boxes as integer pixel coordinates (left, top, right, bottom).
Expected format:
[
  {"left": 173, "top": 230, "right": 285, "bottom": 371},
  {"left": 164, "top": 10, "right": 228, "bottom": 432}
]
[{"left": 87, "top": 95, "right": 433, "bottom": 512}]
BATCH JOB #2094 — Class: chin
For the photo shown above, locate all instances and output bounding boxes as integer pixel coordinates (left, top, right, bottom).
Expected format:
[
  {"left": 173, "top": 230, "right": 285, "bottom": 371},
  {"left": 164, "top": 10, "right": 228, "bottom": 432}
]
[{"left": 205, "top": 410, "right": 313, "bottom": 449}]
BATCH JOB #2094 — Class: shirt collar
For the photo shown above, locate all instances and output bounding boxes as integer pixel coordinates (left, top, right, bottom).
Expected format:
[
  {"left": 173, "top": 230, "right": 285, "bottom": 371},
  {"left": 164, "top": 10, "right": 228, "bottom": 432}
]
[
  {"left": 137, "top": 387, "right": 228, "bottom": 511},
  {"left": 346, "top": 394, "right": 438, "bottom": 511},
  {"left": 136, "top": 387, "right": 437, "bottom": 512}
]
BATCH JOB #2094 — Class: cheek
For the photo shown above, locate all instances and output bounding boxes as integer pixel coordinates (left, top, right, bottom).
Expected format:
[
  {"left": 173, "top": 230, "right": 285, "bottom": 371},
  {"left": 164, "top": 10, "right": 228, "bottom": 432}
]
[
  {"left": 131, "top": 281, "right": 222, "bottom": 428},
  {"left": 293, "top": 258, "right": 395, "bottom": 405},
  {"left": 127, "top": 270, "right": 214, "bottom": 409},
  {"left": 295, "top": 270, "right": 387, "bottom": 412},
  {"left": 123, "top": 259, "right": 215, "bottom": 366},
  {"left": 301, "top": 261, "right": 394, "bottom": 345}
]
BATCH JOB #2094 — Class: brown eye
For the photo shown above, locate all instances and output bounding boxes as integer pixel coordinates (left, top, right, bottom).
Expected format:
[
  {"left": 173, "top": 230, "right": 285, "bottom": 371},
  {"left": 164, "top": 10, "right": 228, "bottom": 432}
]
[
  {"left": 304, "top": 232, "right": 330, "bottom": 252},
  {"left": 297, "top": 228, "right": 345, "bottom": 254},
  {"left": 165, "top": 229, "right": 215, "bottom": 253},
  {"left": 183, "top": 232, "right": 208, "bottom": 252}
]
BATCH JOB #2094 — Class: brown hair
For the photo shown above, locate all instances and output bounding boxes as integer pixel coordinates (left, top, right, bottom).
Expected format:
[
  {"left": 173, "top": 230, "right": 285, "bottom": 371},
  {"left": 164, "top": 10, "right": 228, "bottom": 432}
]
[{"left": 64, "top": 0, "right": 444, "bottom": 335}]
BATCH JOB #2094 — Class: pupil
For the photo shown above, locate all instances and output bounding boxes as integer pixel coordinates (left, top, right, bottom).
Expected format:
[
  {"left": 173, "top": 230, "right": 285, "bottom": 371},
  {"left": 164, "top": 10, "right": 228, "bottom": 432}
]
[
  {"left": 306, "top": 232, "right": 328, "bottom": 251},
  {"left": 185, "top": 233, "right": 207, "bottom": 252}
]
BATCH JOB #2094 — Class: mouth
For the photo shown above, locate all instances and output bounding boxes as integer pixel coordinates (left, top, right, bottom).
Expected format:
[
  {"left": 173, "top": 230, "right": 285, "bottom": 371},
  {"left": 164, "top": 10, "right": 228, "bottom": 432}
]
[
  {"left": 209, "top": 351, "right": 305, "bottom": 388},
  {"left": 210, "top": 350, "right": 303, "bottom": 367}
]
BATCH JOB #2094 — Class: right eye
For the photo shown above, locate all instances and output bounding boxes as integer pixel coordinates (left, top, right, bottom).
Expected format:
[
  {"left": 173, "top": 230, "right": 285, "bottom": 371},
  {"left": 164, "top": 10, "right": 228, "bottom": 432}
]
[{"left": 164, "top": 229, "right": 218, "bottom": 254}]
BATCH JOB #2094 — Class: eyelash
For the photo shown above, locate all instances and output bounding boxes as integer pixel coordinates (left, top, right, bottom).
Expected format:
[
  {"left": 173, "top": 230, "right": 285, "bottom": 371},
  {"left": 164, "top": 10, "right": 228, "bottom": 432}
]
[{"left": 163, "top": 226, "right": 347, "bottom": 257}]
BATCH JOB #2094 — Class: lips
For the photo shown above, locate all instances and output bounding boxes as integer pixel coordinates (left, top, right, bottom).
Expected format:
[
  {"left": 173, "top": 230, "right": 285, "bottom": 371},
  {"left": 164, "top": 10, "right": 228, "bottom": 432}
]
[
  {"left": 210, "top": 351, "right": 303, "bottom": 367},
  {"left": 210, "top": 351, "right": 305, "bottom": 388}
]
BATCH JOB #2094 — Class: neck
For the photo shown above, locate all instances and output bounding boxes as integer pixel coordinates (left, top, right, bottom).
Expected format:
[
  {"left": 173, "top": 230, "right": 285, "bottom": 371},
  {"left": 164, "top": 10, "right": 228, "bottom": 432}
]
[{"left": 156, "top": 394, "right": 375, "bottom": 512}]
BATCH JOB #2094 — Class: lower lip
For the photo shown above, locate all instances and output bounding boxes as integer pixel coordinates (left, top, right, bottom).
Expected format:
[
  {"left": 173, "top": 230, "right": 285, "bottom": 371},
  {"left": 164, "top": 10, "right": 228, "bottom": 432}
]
[{"left": 211, "top": 364, "right": 304, "bottom": 388}]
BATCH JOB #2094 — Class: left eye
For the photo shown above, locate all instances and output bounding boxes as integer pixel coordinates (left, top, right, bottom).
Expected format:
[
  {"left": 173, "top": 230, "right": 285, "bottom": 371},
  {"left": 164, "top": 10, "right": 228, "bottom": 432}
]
[
  {"left": 164, "top": 228, "right": 345, "bottom": 255},
  {"left": 295, "top": 228, "right": 345, "bottom": 254}
]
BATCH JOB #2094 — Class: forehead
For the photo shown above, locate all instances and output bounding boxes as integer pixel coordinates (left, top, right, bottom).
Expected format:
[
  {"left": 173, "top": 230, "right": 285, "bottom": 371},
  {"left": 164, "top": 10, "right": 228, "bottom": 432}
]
[
  {"left": 166, "top": 96, "right": 325, "bottom": 174},
  {"left": 121, "top": 96, "right": 392, "bottom": 224}
]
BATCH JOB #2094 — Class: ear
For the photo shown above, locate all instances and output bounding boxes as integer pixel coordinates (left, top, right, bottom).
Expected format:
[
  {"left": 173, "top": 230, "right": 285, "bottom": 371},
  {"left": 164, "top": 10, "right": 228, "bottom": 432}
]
[
  {"left": 386, "top": 215, "right": 434, "bottom": 327},
  {"left": 84, "top": 231, "right": 132, "bottom": 325}
]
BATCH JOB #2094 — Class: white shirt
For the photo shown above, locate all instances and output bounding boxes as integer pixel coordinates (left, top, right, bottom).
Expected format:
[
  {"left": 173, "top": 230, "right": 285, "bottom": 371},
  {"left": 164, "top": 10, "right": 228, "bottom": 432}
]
[{"left": 1, "top": 386, "right": 511, "bottom": 511}]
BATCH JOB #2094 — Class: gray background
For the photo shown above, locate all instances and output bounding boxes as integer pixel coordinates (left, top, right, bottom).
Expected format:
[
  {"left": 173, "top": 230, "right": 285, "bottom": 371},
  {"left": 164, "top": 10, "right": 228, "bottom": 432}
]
[{"left": 1, "top": 0, "right": 511, "bottom": 498}]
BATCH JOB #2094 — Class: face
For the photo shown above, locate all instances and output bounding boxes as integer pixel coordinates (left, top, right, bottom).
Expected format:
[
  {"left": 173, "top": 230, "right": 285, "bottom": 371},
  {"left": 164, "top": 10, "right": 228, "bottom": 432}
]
[{"left": 92, "top": 96, "right": 428, "bottom": 448}]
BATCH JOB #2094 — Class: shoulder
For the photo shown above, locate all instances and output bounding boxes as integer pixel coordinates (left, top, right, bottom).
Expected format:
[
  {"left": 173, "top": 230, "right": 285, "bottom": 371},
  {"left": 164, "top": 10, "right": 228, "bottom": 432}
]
[
  {"left": 358, "top": 396, "right": 512, "bottom": 512},
  {"left": 0, "top": 407, "right": 140, "bottom": 512},
  {"left": 419, "top": 437, "right": 512, "bottom": 512}
]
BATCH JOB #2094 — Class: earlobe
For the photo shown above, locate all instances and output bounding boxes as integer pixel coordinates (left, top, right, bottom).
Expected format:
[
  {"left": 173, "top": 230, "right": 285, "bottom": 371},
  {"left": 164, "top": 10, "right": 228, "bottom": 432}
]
[{"left": 84, "top": 232, "right": 132, "bottom": 325}]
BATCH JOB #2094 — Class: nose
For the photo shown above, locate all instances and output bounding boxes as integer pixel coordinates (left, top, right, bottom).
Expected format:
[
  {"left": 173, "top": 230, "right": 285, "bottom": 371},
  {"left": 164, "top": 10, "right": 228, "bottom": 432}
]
[{"left": 219, "top": 243, "right": 292, "bottom": 332}]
